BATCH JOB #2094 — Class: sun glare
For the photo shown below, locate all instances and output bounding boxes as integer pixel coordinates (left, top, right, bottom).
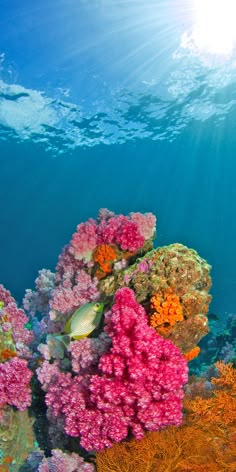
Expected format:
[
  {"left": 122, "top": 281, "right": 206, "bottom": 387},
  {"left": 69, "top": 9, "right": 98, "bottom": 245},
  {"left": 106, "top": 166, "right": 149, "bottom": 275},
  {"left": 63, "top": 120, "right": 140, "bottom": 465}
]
[{"left": 185, "top": 0, "right": 236, "bottom": 56}]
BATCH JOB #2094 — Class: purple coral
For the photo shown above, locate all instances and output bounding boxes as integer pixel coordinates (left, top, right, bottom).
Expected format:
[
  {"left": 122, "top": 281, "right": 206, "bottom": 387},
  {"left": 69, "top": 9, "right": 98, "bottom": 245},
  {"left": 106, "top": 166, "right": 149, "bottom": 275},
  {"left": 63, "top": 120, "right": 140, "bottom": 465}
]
[
  {"left": 43, "top": 288, "right": 188, "bottom": 451},
  {"left": 69, "top": 332, "right": 111, "bottom": 374},
  {"left": 23, "top": 269, "right": 55, "bottom": 316},
  {"left": 37, "top": 449, "right": 95, "bottom": 472},
  {"left": 49, "top": 269, "right": 100, "bottom": 319}
]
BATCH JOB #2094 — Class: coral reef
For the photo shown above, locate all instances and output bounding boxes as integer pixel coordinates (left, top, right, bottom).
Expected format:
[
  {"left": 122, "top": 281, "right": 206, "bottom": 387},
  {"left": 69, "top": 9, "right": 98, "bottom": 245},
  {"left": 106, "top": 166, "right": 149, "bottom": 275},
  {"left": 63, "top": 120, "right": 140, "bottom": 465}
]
[{"left": 0, "top": 208, "right": 219, "bottom": 469}]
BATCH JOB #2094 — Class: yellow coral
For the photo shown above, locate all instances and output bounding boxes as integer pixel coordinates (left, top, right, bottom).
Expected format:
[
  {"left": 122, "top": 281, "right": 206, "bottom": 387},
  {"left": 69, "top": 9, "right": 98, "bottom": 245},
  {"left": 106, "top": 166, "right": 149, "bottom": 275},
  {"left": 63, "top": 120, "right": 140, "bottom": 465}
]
[
  {"left": 93, "top": 244, "right": 117, "bottom": 274},
  {"left": 149, "top": 290, "right": 183, "bottom": 329}
]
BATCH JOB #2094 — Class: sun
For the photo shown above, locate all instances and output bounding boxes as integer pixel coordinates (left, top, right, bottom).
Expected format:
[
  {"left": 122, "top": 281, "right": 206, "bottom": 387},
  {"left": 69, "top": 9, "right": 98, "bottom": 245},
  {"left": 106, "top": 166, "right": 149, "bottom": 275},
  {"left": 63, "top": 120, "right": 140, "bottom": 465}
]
[{"left": 183, "top": 0, "right": 236, "bottom": 56}]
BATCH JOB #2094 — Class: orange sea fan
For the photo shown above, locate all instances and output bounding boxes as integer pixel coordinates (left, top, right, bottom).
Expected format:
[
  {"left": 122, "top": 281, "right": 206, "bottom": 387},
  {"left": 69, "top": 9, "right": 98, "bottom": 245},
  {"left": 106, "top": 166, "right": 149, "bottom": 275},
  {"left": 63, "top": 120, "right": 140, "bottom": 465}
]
[
  {"left": 184, "top": 362, "right": 236, "bottom": 427},
  {"left": 96, "top": 422, "right": 235, "bottom": 472},
  {"left": 149, "top": 290, "right": 183, "bottom": 329},
  {"left": 213, "top": 361, "right": 235, "bottom": 390},
  {"left": 93, "top": 244, "right": 117, "bottom": 274}
]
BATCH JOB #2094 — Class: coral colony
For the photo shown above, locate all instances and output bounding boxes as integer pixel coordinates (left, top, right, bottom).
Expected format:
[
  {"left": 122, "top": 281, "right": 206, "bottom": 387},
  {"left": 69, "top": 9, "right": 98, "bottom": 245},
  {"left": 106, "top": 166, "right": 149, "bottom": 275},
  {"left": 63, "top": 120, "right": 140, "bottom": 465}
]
[{"left": 0, "top": 209, "right": 235, "bottom": 471}]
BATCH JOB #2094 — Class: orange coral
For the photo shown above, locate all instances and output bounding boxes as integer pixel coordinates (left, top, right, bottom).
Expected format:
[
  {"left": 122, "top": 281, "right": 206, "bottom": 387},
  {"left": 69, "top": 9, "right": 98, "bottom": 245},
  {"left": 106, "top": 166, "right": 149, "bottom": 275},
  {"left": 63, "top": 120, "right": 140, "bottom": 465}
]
[
  {"left": 96, "top": 363, "right": 236, "bottom": 472},
  {"left": 93, "top": 244, "right": 117, "bottom": 274},
  {"left": 0, "top": 348, "right": 17, "bottom": 362},
  {"left": 184, "top": 346, "right": 200, "bottom": 362},
  {"left": 2, "top": 457, "right": 13, "bottom": 465},
  {"left": 213, "top": 361, "right": 235, "bottom": 389},
  {"left": 149, "top": 290, "right": 183, "bottom": 329}
]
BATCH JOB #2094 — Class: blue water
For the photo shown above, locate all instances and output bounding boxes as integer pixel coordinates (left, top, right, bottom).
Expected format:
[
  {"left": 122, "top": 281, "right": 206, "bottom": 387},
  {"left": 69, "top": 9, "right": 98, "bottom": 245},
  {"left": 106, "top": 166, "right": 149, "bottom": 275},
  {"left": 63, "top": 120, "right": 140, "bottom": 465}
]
[{"left": 1, "top": 0, "right": 236, "bottom": 324}]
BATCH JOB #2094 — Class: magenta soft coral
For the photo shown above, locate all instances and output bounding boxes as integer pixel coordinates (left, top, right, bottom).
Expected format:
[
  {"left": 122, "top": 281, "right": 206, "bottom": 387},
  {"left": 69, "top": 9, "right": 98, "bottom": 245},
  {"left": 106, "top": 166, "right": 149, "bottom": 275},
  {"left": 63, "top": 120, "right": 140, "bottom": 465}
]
[
  {"left": 43, "top": 288, "right": 188, "bottom": 451},
  {"left": 115, "top": 220, "right": 144, "bottom": 252},
  {"left": 98, "top": 215, "right": 145, "bottom": 251},
  {"left": 97, "top": 214, "right": 127, "bottom": 244}
]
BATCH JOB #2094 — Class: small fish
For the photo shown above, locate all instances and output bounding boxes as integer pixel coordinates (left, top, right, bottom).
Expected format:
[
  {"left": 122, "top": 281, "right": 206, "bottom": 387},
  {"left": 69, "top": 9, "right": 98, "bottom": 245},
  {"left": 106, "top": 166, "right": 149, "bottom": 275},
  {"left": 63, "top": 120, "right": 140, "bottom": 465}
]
[
  {"left": 207, "top": 313, "right": 219, "bottom": 321},
  {"left": 57, "top": 302, "right": 104, "bottom": 347}
]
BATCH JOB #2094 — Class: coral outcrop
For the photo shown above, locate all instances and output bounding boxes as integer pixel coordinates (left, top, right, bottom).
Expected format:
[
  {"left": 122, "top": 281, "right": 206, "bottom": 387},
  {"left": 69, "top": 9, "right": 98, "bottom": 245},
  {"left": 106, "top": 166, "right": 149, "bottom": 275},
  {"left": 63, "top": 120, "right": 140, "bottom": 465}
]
[{"left": 0, "top": 208, "right": 217, "bottom": 468}]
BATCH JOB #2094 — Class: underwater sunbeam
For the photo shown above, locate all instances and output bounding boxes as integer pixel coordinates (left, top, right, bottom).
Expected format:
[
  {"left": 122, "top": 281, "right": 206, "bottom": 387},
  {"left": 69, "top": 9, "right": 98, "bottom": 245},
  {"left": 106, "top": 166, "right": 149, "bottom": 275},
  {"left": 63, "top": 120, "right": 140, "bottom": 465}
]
[{"left": 191, "top": 0, "right": 236, "bottom": 56}]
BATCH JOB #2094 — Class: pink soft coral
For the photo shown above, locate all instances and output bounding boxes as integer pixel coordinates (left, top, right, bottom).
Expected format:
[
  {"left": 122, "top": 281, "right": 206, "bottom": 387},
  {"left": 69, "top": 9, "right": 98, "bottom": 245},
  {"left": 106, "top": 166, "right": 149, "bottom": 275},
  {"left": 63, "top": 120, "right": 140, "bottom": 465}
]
[
  {"left": 130, "top": 212, "right": 156, "bottom": 240},
  {"left": 0, "top": 357, "right": 32, "bottom": 411},
  {"left": 0, "top": 284, "right": 15, "bottom": 306},
  {"left": 97, "top": 213, "right": 145, "bottom": 251},
  {"left": 97, "top": 214, "right": 127, "bottom": 245},
  {"left": 44, "top": 288, "right": 188, "bottom": 451},
  {"left": 69, "top": 219, "right": 98, "bottom": 262}
]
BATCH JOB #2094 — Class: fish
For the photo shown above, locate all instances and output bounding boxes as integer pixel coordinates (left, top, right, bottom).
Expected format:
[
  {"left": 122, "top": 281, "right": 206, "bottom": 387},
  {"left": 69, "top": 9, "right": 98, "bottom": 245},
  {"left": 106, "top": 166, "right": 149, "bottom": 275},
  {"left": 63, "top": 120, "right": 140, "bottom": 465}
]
[{"left": 56, "top": 302, "right": 104, "bottom": 347}]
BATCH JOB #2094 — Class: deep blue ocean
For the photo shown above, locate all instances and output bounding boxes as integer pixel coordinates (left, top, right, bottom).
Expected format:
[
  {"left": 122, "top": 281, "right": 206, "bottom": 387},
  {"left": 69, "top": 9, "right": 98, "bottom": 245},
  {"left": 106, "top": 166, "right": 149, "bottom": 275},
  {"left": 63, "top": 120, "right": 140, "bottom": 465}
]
[{"left": 1, "top": 0, "right": 236, "bottom": 321}]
